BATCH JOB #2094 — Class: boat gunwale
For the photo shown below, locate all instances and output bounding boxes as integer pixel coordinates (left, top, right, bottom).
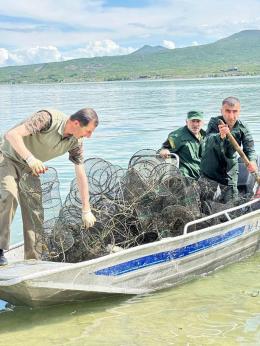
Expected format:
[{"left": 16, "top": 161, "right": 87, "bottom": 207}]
[
  {"left": 184, "top": 198, "right": 260, "bottom": 233},
  {"left": 1, "top": 200, "right": 260, "bottom": 286}
]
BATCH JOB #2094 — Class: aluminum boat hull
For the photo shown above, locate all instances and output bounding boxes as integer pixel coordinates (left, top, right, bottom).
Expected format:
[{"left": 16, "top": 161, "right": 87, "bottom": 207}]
[{"left": 1, "top": 200, "right": 260, "bottom": 307}]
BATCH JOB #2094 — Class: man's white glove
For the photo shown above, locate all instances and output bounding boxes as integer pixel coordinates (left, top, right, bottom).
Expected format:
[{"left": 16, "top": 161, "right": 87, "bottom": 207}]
[
  {"left": 26, "top": 155, "right": 47, "bottom": 175},
  {"left": 82, "top": 210, "right": 96, "bottom": 229}
]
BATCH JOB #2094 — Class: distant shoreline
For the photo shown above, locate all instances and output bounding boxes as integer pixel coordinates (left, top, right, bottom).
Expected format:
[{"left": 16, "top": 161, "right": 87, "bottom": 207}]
[{"left": 0, "top": 74, "right": 260, "bottom": 86}]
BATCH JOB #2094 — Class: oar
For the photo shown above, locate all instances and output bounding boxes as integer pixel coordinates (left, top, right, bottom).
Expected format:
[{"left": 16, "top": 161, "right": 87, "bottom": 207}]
[{"left": 219, "top": 119, "right": 260, "bottom": 197}]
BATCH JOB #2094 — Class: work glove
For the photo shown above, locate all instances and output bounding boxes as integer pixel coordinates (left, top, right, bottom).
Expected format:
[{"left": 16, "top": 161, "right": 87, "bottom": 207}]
[
  {"left": 82, "top": 210, "right": 96, "bottom": 229},
  {"left": 26, "top": 155, "right": 47, "bottom": 175}
]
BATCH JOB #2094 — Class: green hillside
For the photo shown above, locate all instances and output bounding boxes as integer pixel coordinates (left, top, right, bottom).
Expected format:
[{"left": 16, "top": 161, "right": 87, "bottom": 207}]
[{"left": 0, "top": 30, "right": 260, "bottom": 84}]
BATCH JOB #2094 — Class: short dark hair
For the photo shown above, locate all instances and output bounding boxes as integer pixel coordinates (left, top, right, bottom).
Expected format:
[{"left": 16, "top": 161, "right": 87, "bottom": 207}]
[
  {"left": 70, "top": 108, "right": 99, "bottom": 127},
  {"left": 222, "top": 96, "right": 240, "bottom": 107}
]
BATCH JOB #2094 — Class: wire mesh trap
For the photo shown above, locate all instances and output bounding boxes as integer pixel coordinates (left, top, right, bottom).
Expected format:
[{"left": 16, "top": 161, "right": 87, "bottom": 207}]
[{"left": 19, "top": 149, "right": 257, "bottom": 262}]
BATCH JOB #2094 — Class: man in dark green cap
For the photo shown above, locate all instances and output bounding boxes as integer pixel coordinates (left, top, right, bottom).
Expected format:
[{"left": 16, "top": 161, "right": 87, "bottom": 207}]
[
  {"left": 159, "top": 110, "right": 206, "bottom": 180},
  {"left": 200, "top": 96, "right": 257, "bottom": 202}
]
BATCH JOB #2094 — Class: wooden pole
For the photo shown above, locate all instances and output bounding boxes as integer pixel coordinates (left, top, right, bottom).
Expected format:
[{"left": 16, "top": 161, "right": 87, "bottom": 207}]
[{"left": 219, "top": 119, "right": 260, "bottom": 186}]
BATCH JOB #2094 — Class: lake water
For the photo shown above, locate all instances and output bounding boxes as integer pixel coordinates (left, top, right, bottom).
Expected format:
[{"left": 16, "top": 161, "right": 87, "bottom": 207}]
[{"left": 1, "top": 77, "right": 260, "bottom": 345}]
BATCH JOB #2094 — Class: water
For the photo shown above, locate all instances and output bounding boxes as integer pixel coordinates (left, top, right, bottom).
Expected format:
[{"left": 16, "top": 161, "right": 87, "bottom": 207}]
[
  {"left": 1, "top": 254, "right": 260, "bottom": 345},
  {"left": 1, "top": 77, "right": 260, "bottom": 344}
]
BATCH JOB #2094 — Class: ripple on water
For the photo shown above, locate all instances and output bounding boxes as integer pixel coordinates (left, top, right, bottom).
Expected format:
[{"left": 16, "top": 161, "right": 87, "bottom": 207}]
[{"left": 0, "top": 254, "right": 260, "bottom": 345}]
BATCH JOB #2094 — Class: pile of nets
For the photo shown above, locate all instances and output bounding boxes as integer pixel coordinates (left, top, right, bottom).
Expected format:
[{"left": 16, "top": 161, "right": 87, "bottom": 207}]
[{"left": 19, "top": 149, "right": 254, "bottom": 263}]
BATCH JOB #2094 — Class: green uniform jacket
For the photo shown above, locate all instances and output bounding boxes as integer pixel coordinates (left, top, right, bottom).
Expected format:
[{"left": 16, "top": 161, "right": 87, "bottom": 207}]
[
  {"left": 200, "top": 116, "right": 256, "bottom": 186},
  {"left": 162, "top": 126, "right": 206, "bottom": 180},
  {"left": 1, "top": 109, "right": 83, "bottom": 165}
]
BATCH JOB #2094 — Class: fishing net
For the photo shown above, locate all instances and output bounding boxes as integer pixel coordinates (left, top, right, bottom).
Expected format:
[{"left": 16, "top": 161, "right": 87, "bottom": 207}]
[
  {"left": 19, "top": 167, "right": 74, "bottom": 258},
  {"left": 19, "top": 149, "right": 258, "bottom": 262}
]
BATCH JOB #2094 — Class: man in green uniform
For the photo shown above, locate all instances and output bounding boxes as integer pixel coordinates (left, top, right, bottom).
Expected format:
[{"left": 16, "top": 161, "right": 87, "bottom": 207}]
[
  {"left": 200, "top": 96, "right": 257, "bottom": 202},
  {"left": 0, "top": 108, "right": 99, "bottom": 265},
  {"left": 159, "top": 111, "right": 206, "bottom": 180}
]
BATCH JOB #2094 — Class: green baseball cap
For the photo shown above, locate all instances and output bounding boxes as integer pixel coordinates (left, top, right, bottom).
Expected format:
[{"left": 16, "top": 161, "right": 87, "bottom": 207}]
[{"left": 187, "top": 110, "right": 204, "bottom": 120}]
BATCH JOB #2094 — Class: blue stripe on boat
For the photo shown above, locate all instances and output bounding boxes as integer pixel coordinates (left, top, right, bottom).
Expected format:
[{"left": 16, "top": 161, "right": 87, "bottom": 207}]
[{"left": 95, "top": 225, "right": 245, "bottom": 276}]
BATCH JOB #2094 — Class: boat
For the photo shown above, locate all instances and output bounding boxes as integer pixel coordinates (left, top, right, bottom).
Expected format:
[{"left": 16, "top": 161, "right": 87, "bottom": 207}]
[
  {"left": 0, "top": 196, "right": 260, "bottom": 307},
  {"left": 1, "top": 152, "right": 260, "bottom": 307}
]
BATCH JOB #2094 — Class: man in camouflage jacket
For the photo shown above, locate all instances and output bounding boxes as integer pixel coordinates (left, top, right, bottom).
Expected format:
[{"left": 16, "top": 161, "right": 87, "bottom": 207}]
[
  {"left": 0, "top": 108, "right": 98, "bottom": 265},
  {"left": 200, "top": 96, "right": 257, "bottom": 202},
  {"left": 160, "top": 110, "right": 206, "bottom": 180}
]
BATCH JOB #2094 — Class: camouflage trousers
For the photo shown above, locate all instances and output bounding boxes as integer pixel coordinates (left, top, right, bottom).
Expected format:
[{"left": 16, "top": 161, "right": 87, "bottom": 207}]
[{"left": 0, "top": 153, "right": 42, "bottom": 259}]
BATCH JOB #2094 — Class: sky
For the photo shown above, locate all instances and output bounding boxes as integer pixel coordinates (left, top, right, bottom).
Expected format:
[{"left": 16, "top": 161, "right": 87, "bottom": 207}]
[{"left": 0, "top": 0, "right": 260, "bottom": 67}]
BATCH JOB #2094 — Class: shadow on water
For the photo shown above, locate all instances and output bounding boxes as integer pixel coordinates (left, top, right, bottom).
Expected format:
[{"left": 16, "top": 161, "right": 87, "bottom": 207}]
[{"left": 0, "top": 293, "right": 136, "bottom": 333}]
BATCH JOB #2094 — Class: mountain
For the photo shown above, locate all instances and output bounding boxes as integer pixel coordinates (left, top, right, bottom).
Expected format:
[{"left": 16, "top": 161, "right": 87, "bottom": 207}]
[
  {"left": 131, "top": 45, "right": 169, "bottom": 55},
  {"left": 0, "top": 30, "right": 260, "bottom": 83}
]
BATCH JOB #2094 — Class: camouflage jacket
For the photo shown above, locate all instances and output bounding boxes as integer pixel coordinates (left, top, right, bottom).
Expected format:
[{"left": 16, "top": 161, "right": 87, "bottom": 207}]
[
  {"left": 162, "top": 125, "right": 206, "bottom": 180},
  {"left": 200, "top": 116, "right": 256, "bottom": 185}
]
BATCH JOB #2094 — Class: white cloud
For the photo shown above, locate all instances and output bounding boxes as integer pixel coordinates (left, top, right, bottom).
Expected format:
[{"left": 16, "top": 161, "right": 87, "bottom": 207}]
[
  {"left": 0, "top": 0, "right": 260, "bottom": 66},
  {"left": 0, "top": 46, "right": 63, "bottom": 67},
  {"left": 0, "top": 40, "right": 135, "bottom": 67},
  {"left": 64, "top": 39, "right": 135, "bottom": 59},
  {"left": 162, "top": 40, "right": 175, "bottom": 49},
  {"left": 0, "top": 48, "right": 9, "bottom": 65},
  {"left": 16, "top": 46, "right": 63, "bottom": 65},
  {"left": 192, "top": 41, "right": 199, "bottom": 46}
]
